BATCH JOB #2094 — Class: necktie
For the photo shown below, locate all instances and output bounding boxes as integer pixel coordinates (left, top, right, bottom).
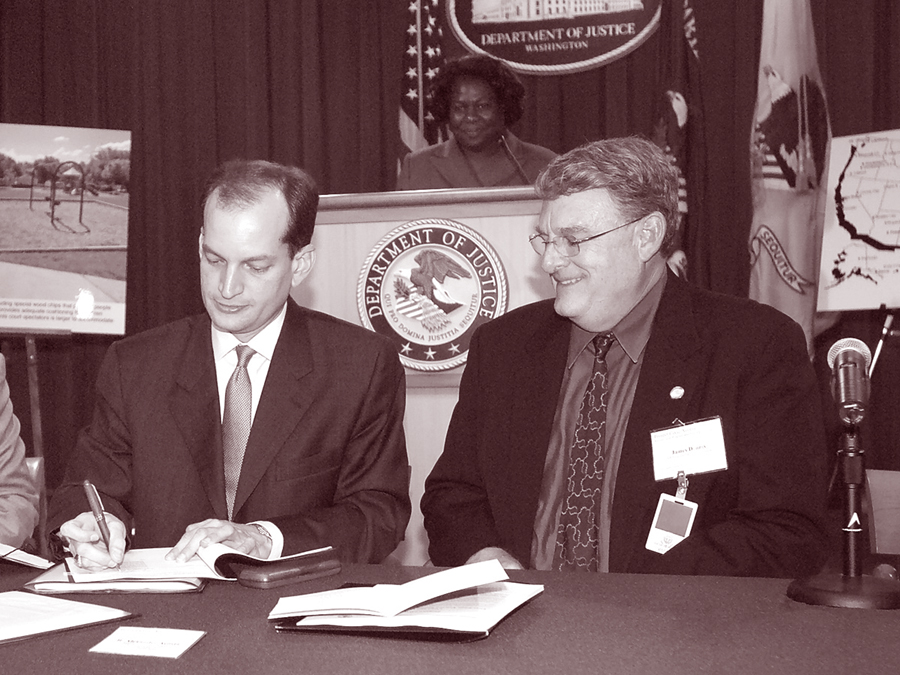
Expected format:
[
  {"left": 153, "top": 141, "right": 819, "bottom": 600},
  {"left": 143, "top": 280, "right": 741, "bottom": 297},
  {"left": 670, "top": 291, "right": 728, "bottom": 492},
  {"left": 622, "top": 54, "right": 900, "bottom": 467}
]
[
  {"left": 223, "top": 344, "right": 255, "bottom": 520},
  {"left": 554, "top": 333, "right": 615, "bottom": 571}
]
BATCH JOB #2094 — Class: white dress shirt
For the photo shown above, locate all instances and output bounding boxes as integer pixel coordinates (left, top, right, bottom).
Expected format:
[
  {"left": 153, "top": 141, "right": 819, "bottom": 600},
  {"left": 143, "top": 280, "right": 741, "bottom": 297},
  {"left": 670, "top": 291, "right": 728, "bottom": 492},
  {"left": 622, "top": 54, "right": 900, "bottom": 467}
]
[{"left": 209, "top": 303, "right": 287, "bottom": 558}]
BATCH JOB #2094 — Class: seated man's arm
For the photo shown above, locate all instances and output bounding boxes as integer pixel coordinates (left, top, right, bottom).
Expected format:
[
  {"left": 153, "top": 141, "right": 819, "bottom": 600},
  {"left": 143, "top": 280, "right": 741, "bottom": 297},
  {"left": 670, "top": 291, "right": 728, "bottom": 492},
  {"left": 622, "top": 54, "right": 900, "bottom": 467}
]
[
  {"left": 422, "top": 329, "right": 511, "bottom": 566},
  {"left": 48, "top": 345, "right": 134, "bottom": 563},
  {"left": 639, "top": 313, "right": 830, "bottom": 578},
  {"left": 0, "top": 359, "right": 39, "bottom": 549}
]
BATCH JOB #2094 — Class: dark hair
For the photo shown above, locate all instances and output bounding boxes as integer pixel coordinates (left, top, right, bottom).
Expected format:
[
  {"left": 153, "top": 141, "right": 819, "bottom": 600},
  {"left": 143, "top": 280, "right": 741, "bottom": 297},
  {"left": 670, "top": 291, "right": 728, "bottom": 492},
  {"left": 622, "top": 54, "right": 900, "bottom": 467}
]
[
  {"left": 202, "top": 159, "right": 319, "bottom": 256},
  {"left": 430, "top": 55, "right": 525, "bottom": 127},
  {"left": 535, "top": 137, "right": 680, "bottom": 257}
]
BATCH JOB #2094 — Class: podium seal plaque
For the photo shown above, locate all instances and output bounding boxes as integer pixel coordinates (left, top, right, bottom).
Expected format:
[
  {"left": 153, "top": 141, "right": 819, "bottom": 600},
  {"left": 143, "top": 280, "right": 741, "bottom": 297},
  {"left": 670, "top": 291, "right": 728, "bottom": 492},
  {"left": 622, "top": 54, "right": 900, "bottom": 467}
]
[{"left": 358, "top": 218, "right": 508, "bottom": 371}]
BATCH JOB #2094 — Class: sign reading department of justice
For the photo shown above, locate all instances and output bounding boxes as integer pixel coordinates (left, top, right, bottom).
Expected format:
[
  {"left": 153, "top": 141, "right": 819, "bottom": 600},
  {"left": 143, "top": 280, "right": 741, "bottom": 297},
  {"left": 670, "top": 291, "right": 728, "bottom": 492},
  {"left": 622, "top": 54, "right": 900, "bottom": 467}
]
[
  {"left": 447, "top": 0, "right": 661, "bottom": 74},
  {"left": 358, "top": 219, "right": 508, "bottom": 371}
]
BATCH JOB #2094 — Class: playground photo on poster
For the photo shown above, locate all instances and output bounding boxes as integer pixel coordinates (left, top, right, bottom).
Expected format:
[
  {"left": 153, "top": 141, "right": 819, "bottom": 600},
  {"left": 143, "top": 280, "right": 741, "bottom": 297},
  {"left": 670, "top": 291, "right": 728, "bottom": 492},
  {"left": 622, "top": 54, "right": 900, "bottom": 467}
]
[{"left": 0, "top": 123, "right": 129, "bottom": 335}]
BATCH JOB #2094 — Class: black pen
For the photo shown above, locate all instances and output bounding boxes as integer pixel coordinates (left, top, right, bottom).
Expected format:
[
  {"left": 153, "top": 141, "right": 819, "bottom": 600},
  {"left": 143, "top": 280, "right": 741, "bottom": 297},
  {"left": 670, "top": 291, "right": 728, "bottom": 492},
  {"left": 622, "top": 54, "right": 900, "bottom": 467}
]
[{"left": 82, "top": 480, "right": 120, "bottom": 569}]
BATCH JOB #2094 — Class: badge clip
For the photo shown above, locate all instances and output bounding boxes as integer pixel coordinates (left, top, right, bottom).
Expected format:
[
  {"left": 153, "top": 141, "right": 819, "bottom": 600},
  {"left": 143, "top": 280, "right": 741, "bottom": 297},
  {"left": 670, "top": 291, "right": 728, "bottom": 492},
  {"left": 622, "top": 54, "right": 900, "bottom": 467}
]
[{"left": 675, "top": 470, "right": 689, "bottom": 501}]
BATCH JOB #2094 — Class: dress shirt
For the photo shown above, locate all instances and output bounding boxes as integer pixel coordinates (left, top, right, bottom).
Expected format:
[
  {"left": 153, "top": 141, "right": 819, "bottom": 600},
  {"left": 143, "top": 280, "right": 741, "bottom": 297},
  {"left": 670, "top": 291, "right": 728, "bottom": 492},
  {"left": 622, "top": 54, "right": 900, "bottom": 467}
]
[
  {"left": 210, "top": 303, "right": 288, "bottom": 558},
  {"left": 531, "top": 273, "right": 666, "bottom": 571}
]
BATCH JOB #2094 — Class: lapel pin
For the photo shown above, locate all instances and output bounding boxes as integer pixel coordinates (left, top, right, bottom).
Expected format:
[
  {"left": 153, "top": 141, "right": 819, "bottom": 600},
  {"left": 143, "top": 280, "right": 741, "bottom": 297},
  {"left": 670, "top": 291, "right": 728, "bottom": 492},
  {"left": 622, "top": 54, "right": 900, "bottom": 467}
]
[{"left": 669, "top": 386, "right": 685, "bottom": 400}]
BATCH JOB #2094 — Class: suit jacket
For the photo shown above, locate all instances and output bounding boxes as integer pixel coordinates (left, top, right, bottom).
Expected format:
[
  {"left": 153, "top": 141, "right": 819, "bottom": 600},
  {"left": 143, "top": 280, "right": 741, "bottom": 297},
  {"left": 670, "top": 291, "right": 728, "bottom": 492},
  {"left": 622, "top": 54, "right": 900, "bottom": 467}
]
[
  {"left": 395, "top": 132, "right": 556, "bottom": 190},
  {"left": 0, "top": 355, "right": 39, "bottom": 548},
  {"left": 49, "top": 299, "right": 411, "bottom": 563},
  {"left": 422, "top": 272, "right": 829, "bottom": 577}
]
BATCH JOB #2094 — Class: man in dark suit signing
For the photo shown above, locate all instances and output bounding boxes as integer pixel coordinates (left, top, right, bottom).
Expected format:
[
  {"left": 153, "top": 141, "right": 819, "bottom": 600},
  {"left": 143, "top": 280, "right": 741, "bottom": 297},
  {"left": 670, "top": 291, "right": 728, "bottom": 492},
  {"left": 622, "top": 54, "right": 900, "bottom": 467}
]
[
  {"left": 422, "top": 137, "right": 829, "bottom": 577},
  {"left": 51, "top": 160, "right": 410, "bottom": 567}
]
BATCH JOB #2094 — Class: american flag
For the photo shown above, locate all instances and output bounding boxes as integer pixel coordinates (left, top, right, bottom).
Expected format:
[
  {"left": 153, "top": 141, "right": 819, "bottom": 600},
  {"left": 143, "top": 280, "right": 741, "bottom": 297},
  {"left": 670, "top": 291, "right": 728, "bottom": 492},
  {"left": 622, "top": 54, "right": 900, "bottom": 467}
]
[{"left": 399, "top": 0, "right": 445, "bottom": 156}]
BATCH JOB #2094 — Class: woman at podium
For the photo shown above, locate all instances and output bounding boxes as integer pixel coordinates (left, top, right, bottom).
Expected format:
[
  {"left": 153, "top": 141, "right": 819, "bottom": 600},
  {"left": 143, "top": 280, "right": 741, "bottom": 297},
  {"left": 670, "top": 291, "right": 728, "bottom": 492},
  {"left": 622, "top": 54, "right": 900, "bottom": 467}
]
[{"left": 396, "top": 55, "right": 556, "bottom": 190}]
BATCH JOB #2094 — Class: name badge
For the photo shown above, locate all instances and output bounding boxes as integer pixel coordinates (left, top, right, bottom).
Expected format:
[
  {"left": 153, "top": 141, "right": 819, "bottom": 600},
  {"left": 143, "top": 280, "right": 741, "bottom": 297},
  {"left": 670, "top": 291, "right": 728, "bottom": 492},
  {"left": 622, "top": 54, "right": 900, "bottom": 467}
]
[
  {"left": 645, "top": 493, "right": 698, "bottom": 554},
  {"left": 650, "top": 417, "right": 727, "bottom": 481}
]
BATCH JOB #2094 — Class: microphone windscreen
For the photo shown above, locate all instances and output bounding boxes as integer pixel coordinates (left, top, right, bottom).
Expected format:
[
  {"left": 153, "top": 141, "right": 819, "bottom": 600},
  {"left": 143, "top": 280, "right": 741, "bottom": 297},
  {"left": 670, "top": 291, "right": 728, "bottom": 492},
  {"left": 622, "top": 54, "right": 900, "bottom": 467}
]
[
  {"left": 827, "top": 337, "right": 871, "bottom": 370},
  {"left": 827, "top": 338, "right": 871, "bottom": 425}
]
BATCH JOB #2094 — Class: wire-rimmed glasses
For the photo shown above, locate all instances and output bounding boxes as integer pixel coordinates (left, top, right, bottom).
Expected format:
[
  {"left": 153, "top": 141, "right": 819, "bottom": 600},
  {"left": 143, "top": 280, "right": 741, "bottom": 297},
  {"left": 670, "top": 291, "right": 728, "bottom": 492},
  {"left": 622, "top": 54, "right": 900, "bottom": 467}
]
[{"left": 528, "top": 215, "right": 644, "bottom": 257}]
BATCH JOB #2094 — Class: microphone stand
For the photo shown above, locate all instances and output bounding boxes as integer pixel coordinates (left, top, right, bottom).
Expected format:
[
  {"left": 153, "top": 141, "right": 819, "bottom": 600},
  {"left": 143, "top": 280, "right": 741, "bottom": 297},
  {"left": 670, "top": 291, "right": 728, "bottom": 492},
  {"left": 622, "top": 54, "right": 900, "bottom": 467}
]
[
  {"left": 499, "top": 133, "right": 530, "bottom": 185},
  {"left": 787, "top": 423, "right": 900, "bottom": 608}
]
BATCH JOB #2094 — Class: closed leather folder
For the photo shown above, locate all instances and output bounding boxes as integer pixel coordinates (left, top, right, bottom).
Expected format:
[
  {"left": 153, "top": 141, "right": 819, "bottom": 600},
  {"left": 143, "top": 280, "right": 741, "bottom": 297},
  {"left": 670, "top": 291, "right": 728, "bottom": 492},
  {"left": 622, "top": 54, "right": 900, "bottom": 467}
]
[{"left": 229, "top": 548, "right": 341, "bottom": 589}]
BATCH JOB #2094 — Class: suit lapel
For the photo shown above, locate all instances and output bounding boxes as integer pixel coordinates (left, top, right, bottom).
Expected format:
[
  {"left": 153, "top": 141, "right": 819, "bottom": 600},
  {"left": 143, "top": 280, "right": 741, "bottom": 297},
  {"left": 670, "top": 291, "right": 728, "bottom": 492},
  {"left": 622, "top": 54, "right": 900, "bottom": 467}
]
[
  {"left": 429, "top": 140, "right": 468, "bottom": 187},
  {"left": 610, "top": 273, "right": 706, "bottom": 571},
  {"left": 232, "top": 301, "right": 313, "bottom": 517},
  {"left": 171, "top": 316, "right": 227, "bottom": 518}
]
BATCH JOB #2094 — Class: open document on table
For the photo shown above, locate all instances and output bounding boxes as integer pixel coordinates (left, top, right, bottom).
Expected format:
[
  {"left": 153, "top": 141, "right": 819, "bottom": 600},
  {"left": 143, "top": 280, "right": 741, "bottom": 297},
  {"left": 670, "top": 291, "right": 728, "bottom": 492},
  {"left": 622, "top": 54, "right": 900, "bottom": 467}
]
[
  {"left": 25, "top": 543, "right": 339, "bottom": 593},
  {"left": 268, "top": 559, "right": 543, "bottom": 640}
]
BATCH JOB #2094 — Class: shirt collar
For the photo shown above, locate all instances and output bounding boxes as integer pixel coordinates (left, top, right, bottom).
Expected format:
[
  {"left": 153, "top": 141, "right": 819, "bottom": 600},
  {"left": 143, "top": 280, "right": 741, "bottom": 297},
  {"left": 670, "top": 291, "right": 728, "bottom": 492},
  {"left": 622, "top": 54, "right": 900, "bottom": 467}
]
[
  {"left": 211, "top": 302, "right": 287, "bottom": 363},
  {"left": 566, "top": 271, "right": 667, "bottom": 368}
]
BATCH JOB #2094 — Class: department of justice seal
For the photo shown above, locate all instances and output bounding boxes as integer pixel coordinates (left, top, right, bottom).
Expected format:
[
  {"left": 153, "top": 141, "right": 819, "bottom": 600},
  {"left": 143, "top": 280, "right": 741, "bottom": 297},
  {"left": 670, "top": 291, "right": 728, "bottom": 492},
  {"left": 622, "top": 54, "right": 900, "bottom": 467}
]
[
  {"left": 357, "top": 219, "right": 508, "bottom": 371},
  {"left": 447, "top": 0, "right": 661, "bottom": 75}
]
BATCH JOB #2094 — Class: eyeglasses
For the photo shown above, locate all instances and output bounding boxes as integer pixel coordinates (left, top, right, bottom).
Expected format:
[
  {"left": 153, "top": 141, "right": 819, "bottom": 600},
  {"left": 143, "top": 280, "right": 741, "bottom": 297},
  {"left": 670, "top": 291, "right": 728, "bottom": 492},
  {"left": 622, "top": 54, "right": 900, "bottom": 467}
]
[{"left": 528, "top": 216, "right": 644, "bottom": 257}]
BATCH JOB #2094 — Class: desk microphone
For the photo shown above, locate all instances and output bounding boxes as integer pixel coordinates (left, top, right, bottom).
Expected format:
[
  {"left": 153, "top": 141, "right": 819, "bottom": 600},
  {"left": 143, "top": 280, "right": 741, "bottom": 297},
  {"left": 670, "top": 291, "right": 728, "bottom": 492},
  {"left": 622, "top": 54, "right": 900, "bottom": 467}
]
[
  {"left": 499, "top": 133, "right": 530, "bottom": 185},
  {"left": 827, "top": 337, "right": 870, "bottom": 426},
  {"left": 788, "top": 335, "right": 900, "bottom": 609}
]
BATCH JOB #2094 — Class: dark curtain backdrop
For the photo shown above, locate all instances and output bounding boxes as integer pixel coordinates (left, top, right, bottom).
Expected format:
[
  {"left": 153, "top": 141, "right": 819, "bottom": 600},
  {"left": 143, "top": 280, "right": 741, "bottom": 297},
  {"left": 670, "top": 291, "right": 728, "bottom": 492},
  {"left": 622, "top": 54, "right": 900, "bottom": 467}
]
[{"left": 1, "top": 0, "right": 898, "bottom": 490}]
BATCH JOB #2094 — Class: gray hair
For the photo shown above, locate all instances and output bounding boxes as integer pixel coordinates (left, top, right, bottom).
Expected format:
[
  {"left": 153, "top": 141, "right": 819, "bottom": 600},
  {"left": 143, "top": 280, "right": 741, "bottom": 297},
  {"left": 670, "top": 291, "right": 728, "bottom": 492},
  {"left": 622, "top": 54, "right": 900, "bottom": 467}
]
[{"left": 535, "top": 137, "right": 680, "bottom": 257}]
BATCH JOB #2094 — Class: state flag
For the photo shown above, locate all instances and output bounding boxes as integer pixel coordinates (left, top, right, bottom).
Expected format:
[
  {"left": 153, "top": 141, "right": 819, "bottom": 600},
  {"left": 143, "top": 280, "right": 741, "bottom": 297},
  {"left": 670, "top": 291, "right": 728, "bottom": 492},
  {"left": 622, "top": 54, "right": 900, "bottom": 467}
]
[{"left": 748, "top": 0, "right": 831, "bottom": 352}]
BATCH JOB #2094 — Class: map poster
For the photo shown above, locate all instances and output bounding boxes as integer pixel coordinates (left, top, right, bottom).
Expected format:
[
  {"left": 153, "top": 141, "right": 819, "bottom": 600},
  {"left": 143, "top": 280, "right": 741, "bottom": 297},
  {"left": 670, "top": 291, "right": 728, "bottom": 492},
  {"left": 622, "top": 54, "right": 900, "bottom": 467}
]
[
  {"left": 0, "top": 123, "right": 129, "bottom": 335},
  {"left": 817, "top": 130, "right": 900, "bottom": 312}
]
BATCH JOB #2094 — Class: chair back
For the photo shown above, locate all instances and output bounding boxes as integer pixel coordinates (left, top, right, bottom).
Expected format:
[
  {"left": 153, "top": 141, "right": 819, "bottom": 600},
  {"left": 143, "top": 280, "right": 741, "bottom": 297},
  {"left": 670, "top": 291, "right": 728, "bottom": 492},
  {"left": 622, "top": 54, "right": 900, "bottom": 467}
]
[
  {"left": 866, "top": 469, "right": 900, "bottom": 555},
  {"left": 24, "top": 456, "right": 48, "bottom": 558}
]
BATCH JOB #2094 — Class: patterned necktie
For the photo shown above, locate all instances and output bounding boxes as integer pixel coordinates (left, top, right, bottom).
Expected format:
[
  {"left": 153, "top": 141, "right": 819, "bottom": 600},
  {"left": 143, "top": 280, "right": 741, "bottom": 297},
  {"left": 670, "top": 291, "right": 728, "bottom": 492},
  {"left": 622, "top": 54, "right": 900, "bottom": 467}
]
[
  {"left": 223, "top": 344, "right": 255, "bottom": 520},
  {"left": 554, "top": 332, "right": 615, "bottom": 571}
]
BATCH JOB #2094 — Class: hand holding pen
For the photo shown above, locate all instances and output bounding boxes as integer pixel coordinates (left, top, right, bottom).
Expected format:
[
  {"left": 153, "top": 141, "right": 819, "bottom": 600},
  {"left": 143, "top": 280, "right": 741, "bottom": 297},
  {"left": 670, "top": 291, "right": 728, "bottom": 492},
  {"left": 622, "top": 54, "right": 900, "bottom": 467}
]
[
  {"left": 82, "top": 480, "right": 120, "bottom": 569},
  {"left": 58, "top": 481, "right": 126, "bottom": 569}
]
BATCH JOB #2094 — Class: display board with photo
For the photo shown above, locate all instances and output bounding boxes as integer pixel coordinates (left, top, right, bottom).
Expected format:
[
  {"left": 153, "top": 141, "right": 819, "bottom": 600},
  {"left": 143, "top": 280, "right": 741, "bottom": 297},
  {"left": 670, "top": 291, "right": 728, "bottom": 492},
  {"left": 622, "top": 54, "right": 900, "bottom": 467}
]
[{"left": 0, "top": 123, "right": 129, "bottom": 335}]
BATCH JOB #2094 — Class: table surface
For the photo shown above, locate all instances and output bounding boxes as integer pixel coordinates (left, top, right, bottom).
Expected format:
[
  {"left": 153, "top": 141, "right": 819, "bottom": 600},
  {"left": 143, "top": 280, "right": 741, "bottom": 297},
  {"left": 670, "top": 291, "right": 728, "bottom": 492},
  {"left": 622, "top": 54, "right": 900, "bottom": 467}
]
[{"left": 3, "top": 561, "right": 900, "bottom": 675}]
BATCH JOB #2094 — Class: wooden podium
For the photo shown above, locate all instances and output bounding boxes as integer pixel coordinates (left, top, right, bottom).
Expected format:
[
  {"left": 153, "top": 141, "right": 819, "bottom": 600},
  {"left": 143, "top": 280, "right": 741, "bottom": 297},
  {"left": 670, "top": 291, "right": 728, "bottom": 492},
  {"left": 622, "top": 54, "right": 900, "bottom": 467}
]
[{"left": 294, "top": 187, "right": 554, "bottom": 564}]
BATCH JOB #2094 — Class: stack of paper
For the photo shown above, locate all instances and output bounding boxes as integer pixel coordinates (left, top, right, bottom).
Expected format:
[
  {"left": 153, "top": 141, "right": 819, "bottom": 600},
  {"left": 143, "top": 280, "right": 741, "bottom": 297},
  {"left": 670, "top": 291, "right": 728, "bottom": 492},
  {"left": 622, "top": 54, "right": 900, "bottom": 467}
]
[{"left": 0, "top": 591, "right": 132, "bottom": 645}]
